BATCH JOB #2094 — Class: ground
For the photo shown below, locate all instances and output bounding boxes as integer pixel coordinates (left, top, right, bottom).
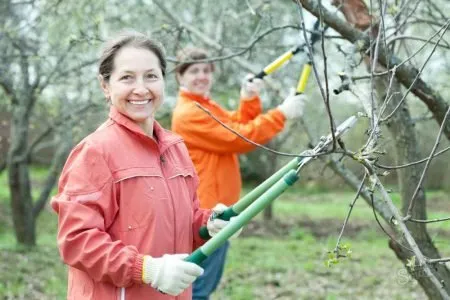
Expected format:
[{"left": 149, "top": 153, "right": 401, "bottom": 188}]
[{"left": 0, "top": 169, "right": 448, "bottom": 299}]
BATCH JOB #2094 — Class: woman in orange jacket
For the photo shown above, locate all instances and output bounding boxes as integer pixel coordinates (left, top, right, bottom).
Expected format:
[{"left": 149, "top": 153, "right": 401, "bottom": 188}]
[
  {"left": 172, "top": 47, "right": 306, "bottom": 300},
  {"left": 52, "top": 32, "right": 234, "bottom": 300}
]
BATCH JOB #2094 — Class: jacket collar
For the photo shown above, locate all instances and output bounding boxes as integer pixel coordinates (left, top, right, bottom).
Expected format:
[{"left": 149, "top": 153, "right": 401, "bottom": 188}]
[
  {"left": 109, "top": 106, "right": 181, "bottom": 152},
  {"left": 178, "top": 89, "right": 211, "bottom": 104}
]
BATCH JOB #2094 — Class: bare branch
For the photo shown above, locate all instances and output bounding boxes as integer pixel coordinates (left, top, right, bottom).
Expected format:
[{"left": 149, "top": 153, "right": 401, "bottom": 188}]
[
  {"left": 409, "top": 217, "right": 450, "bottom": 224},
  {"left": 405, "top": 107, "right": 450, "bottom": 218},
  {"left": 375, "top": 146, "right": 450, "bottom": 170},
  {"left": 387, "top": 35, "right": 450, "bottom": 50},
  {"left": 166, "top": 24, "right": 302, "bottom": 68},
  {"left": 334, "top": 173, "right": 366, "bottom": 253},
  {"left": 381, "top": 21, "right": 450, "bottom": 122},
  {"left": 296, "top": 0, "right": 450, "bottom": 140},
  {"left": 295, "top": 1, "right": 338, "bottom": 149},
  {"left": 428, "top": 258, "right": 450, "bottom": 264},
  {"left": 27, "top": 102, "right": 99, "bottom": 158}
]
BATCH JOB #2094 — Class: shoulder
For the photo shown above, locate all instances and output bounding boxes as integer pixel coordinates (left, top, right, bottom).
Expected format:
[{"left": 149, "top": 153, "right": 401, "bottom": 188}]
[
  {"left": 173, "top": 98, "right": 199, "bottom": 120},
  {"left": 68, "top": 120, "right": 123, "bottom": 167}
]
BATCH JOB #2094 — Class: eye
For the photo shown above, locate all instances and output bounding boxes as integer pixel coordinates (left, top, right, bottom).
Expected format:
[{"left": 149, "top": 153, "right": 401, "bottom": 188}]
[
  {"left": 120, "top": 75, "right": 133, "bottom": 81},
  {"left": 146, "top": 73, "right": 158, "bottom": 79}
]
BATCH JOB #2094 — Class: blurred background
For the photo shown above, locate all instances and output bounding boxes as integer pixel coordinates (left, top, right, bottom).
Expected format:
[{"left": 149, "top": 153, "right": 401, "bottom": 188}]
[{"left": 0, "top": 0, "right": 449, "bottom": 299}]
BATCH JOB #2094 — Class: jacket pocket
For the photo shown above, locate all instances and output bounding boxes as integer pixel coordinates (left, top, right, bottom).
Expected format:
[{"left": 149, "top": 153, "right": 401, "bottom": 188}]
[
  {"left": 166, "top": 166, "right": 197, "bottom": 221},
  {"left": 114, "top": 167, "right": 169, "bottom": 231}
]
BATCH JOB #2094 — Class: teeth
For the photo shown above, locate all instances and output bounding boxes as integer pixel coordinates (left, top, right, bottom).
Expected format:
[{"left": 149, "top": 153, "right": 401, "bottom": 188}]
[{"left": 129, "top": 100, "right": 150, "bottom": 105}]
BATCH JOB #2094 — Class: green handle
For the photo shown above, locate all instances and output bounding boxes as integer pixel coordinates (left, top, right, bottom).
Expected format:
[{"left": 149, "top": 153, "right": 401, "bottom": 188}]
[
  {"left": 198, "top": 156, "right": 302, "bottom": 240},
  {"left": 186, "top": 170, "right": 299, "bottom": 265},
  {"left": 198, "top": 208, "right": 239, "bottom": 239}
]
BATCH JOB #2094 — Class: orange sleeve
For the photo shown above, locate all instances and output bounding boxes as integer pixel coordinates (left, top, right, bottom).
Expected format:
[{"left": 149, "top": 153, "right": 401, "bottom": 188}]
[
  {"left": 227, "top": 96, "right": 263, "bottom": 123},
  {"left": 51, "top": 141, "right": 144, "bottom": 287},
  {"left": 173, "top": 103, "right": 286, "bottom": 154}
]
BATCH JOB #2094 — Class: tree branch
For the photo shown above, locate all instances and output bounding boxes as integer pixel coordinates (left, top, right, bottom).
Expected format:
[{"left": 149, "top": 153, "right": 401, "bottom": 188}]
[{"left": 296, "top": 0, "right": 450, "bottom": 140}]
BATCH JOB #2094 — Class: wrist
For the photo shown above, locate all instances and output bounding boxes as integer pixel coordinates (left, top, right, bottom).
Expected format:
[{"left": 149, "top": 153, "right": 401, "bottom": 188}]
[
  {"left": 142, "top": 255, "right": 160, "bottom": 285},
  {"left": 240, "top": 94, "right": 259, "bottom": 102},
  {"left": 132, "top": 254, "right": 145, "bottom": 284},
  {"left": 277, "top": 105, "right": 288, "bottom": 118}
]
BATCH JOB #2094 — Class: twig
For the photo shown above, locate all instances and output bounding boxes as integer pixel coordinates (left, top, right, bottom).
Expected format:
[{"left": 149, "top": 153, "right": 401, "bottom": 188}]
[
  {"left": 409, "top": 217, "right": 450, "bottom": 224},
  {"left": 295, "top": 0, "right": 337, "bottom": 149},
  {"left": 427, "top": 258, "right": 450, "bottom": 264},
  {"left": 375, "top": 146, "right": 450, "bottom": 170},
  {"left": 334, "top": 173, "right": 367, "bottom": 253},
  {"left": 194, "top": 102, "right": 345, "bottom": 158},
  {"left": 381, "top": 20, "right": 450, "bottom": 122},
  {"left": 405, "top": 106, "right": 450, "bottom": 218}
]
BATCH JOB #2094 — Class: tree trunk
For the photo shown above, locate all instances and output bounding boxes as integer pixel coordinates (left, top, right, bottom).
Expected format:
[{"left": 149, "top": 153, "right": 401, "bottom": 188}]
[
  {"left": 7, "top": 105, "right": 36, "bottom": 246},
  {"left": 32, "top": 119, "right": 74, "bottom": 218},
  {"left": 375, "top": 78, "right": 450, "bottom": 298}
]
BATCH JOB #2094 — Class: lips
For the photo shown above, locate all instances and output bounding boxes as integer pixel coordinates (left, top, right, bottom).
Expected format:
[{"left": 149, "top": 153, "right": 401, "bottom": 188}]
[{"left": 128, "top": 99, "right": 150, "bottom": 105}]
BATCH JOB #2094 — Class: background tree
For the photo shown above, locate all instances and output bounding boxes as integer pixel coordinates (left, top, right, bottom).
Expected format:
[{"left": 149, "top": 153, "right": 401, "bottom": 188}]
[{"left": 0, "top": 0, "right": 448, "bottom": 297}]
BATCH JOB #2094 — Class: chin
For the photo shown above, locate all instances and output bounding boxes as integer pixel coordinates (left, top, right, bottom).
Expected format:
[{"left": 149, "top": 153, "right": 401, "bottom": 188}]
[
  {"left": 129, "top": 113, "right": 153, "bottom": 123},
  {"left": 195, "top": 89, "right": 208, "bottom": 96}
]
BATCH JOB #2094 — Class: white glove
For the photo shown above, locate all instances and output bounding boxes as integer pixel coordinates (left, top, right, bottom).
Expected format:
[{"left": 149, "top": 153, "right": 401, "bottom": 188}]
[
  {"left": 142, "top": 254, "right": 204, "bottom": 296},
  {"left": 277, "top": 91, "right": 307, "bottom": 119},
  {"left": 207, "top": 203, "right": 242, "bottom": 238},
  {"left": 240, "top": 74, "right": 264, "bottom": 99}
]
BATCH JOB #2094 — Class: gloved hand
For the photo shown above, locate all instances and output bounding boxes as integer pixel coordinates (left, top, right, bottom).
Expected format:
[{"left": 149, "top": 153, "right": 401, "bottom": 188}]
[
  {"left": 277, "top": 90, "right": 307, "bottom": 119},
  {"left": 142, "top": 254, "right": 204, "bottom": 296},
  {"left": 240, "top": 74, "right": 264, "bottom": 99},
  {"left": 207, "top": 203, "right": 242, "bottom": 238}
]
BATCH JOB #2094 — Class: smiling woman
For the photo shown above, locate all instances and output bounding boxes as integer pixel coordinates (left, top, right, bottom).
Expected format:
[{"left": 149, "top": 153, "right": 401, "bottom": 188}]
[
  {"left": 98, "top": 39, "right": 166, "bottom": 136},
  {"left": 50, "top": 31, "right": 236, "bottom": 300}
]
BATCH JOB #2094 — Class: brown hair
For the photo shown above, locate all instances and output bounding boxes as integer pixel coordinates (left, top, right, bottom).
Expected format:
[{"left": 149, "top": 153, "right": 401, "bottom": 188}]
[
  {"left": 175, "top": 47, "right": 215, "bottom": 76},
  {"left": 98, "top": 30, "right": 167, "bottom": 81}
]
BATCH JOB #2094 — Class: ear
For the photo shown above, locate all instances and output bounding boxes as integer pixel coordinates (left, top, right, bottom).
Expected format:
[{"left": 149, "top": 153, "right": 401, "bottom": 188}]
[
  {"left": 98, "top": 75, "right": 110, "bottom": 99},
  {"left": 175, "top": 73, "right": 182, "bottom": 85}
]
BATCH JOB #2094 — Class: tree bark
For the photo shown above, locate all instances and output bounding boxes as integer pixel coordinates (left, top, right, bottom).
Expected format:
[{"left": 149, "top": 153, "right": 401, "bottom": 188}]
[
  {"left": 323, "top": 0, "right": 450, "bottom": 297},
  {"left": 8, "top": 103, "right": 36, "bottom": 246},
  {"left": 375, "top": 78, "right": 450, "bottom": 298}
]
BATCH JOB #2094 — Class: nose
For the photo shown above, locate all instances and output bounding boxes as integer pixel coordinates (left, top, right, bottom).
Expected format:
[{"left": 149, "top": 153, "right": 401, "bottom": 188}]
[
  {"left": 198, "top": 71, "right": 209, "bottom": 80},
  {"left": 133, "top": 78, "right": 149, "bottom": 96}
]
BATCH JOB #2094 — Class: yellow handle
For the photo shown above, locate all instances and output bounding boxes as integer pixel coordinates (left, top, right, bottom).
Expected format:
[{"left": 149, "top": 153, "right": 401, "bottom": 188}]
[
  {"left": 263, "top": 51, "right": 294, "bottom": 75},
  {"left": 296, "top": 63, "right": 312, "bottom": 94}
]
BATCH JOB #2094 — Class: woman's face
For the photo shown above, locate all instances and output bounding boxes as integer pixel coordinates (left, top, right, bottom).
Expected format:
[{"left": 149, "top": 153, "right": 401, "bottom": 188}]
[
  {"left": 100, "top": 46, "right": 164, "bottom": 126},
  {"left": 177, "top": 63, "right": 213, "bottom": 96}
]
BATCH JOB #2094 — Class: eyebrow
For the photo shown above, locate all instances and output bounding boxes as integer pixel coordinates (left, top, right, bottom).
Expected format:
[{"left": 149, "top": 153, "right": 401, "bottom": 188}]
[{"left": 120, "top": 69, "right": 158, "bottom": 73}]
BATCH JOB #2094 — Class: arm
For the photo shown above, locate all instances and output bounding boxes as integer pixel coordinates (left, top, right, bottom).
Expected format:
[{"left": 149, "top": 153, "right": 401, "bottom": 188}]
[
  {"left": 173, "top": 102, "right": 286, "bottom": 154},
  {"left": 227, "top": 95, "right": 263, "bottom": 123},
  {"left": 227, "top": 75, "right": 265, "bottom": 122},
  {"left": 52, "top": 142, "right": 143, "bottom": 287}
]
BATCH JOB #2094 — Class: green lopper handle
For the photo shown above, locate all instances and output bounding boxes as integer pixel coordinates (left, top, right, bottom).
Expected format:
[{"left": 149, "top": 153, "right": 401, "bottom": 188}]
[
  {"left": 198, "top": 156, "right": 302, "bottom": 240},
  {"left": 186, "top": 170, "right": 299, "bottom": 265}
]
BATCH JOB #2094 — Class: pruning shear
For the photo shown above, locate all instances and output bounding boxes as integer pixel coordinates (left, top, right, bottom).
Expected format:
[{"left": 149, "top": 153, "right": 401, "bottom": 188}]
[{"left": 190, "top": 114, "right": 358, "bottom": 265}]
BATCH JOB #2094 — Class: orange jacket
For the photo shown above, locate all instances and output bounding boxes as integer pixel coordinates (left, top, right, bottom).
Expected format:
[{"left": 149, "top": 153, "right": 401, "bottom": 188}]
[
  {"left": 52, "top": 106, "right": 210, "bottom": 300},
  {"left": 172, "top": 90, "right": 286, "bottom": 209}
]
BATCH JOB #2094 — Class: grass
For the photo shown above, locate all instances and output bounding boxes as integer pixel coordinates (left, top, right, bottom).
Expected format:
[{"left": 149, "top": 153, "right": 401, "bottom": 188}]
[{"left": 0, "top": 167, "right": 448, "bottom": 299}]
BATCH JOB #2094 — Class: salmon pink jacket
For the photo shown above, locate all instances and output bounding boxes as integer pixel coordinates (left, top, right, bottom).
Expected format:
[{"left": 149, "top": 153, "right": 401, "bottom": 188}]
[
  {"left": 52, "top": 106, "right": 211, "bottom": 300},
  {"left": 172, "top": 90, "right": 286, "bottom": 209}
]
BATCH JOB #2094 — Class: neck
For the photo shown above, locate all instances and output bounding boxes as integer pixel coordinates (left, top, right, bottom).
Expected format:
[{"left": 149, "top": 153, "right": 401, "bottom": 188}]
[
  {"left": 138, "top": 117, "right": 155, "bottom": 138},
  {"left": 180, "top": 87, "right": 210, "bottom": 98}
]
